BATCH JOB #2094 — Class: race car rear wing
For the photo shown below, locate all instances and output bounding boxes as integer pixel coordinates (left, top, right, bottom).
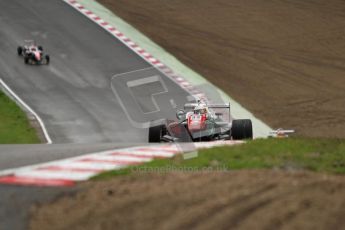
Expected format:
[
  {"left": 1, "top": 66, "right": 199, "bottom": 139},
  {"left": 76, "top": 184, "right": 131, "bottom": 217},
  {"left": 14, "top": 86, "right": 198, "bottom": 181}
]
[
  {"left": 184, "top": 102, "right": 231, "bottom": 122},
  {"left": 184, "top": 103, "right": 230, "bottom": 110},
  {"left": 24, "top": 40, "right": 36, "bottom": 46}
]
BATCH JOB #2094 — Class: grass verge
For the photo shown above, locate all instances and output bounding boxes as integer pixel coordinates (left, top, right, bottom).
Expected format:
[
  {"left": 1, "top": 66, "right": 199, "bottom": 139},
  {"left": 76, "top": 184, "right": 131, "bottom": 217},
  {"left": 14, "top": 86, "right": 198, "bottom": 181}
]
[
  {"left": 0, "top": 90, "right": 40, "bottom": 143},
  {"left": 94, "top": 138, "right": 345, "bottom": 180}
]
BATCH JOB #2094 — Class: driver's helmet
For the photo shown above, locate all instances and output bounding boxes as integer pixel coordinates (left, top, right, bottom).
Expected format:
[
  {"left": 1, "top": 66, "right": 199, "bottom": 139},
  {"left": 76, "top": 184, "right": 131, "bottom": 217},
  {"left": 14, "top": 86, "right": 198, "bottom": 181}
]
[{"left": 194, "top": 104, "right": 208, "bottom": 115}]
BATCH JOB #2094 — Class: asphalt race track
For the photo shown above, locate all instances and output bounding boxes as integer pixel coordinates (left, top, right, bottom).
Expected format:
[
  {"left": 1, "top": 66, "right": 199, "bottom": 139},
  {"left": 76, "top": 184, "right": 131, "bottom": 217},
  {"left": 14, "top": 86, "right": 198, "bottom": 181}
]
[
  {"left": 0, "top": 0, "right": 195, "bottom": 228},
  {"left": 0, "top": 0, "right": 191, "bottom": 144}
]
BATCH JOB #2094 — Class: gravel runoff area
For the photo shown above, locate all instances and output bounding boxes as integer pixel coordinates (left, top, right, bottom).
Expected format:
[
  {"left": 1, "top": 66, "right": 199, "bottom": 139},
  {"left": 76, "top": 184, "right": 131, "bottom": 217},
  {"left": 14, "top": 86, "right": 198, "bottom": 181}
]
[{"left": 97, "top": 0, "right": 345, "bottom": 138}]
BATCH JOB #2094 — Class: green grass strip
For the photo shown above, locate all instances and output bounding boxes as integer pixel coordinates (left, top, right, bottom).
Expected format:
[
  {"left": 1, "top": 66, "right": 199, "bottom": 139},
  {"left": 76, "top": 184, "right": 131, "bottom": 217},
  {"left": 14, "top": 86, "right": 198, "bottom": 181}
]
[
  {"left": 94, "top": 138, "right": 345, "bottom": 180},
  {"left": 0, "top": 90, "right": 40, "bottom": 143}
]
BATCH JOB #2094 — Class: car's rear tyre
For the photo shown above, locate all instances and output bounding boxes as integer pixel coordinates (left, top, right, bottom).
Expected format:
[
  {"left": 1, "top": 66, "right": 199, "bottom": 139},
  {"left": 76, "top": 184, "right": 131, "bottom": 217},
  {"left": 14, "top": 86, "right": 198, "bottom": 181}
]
[
  {"left": 17, "top": 46, "right": 22, "bottom": 55},
  {"left": 24, "top": 56, "right": 29, "bottom": 64},
  {"left": 45, "top": 55, "right": 50, "bottom": 64},
  {"left": 38, "top": 46, "right": 43, "bottom": 51},
  {"left": 148, "top": 124, "right": 166, "bottom": 143},
  {"left": 231, "top": 119, "right": 253, "bottom": 140}
]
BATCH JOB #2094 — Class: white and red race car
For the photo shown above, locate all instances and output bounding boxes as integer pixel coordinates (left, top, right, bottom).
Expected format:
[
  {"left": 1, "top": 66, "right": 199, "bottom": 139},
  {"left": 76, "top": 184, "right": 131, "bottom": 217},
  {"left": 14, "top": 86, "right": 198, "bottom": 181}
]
[
  {"left": 148, "top": 101, "right": 253, "bottom": 142},
  {"left": 17, "top": 40, "right": 50, "bottom": 65}
]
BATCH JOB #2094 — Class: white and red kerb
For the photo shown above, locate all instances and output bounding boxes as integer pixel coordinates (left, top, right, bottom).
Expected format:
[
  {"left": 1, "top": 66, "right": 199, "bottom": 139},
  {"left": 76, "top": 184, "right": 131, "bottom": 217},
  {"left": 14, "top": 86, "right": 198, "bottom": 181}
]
[{"left": 0, "top": 141, "right": 242, "bottom": 187}]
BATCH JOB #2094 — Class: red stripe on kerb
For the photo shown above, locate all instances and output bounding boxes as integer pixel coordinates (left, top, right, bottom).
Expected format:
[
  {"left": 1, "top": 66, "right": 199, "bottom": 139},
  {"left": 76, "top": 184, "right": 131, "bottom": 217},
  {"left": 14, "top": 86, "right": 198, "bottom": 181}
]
[
  {"left": 152, "top": 60, "right": 160, "bottom": 64},
  {"left": 36, "top": 166, "right": 104, "bottom": 173},
  {"left": 0, "top": 176, "right": 75, "bottom": 187},
  {"left": 135, "top": 147, "right": 179, "bottom": 154},
  {"left": 69, "top": 0, "right": 77, "bottom": 4},
  {"left": 108, "top": 152, "right": 164, "bottom": 159},
  {"left": 159, "top": 145, "right": 180, "bottom": 150},
  {"left": 85, "top": 11, "right": 93, "bottom": 15},
  {"left": 77, "top": 158, "right": 142, "bottom": 165},
  {"left": 101, "top": 22, "right": 108, "bottom": 26},
  {"left": 77, "top": 5, "right": 84, "bottom": 9},
  {"left": 115, "top": 32, "right": 124, "bottom": 37},
  {"left": 123, "top": 38, "right": 131, "bottom": 42},
  {"left": 108, "top": 27, "right": 116, "bottom": 31},
  {"left": 93, "top": 16, "right": 101, "bottom": 21}
]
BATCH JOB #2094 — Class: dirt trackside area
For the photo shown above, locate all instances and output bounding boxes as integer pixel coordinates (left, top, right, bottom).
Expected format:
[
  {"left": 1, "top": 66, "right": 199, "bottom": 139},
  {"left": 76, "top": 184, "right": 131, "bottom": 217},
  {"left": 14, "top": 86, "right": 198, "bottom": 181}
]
[
  {"left": 97, "top": 0, "right": 345, "bottom": 138},
  {"left": 30, "top": 170, "right": 345, "bottom": 230}
]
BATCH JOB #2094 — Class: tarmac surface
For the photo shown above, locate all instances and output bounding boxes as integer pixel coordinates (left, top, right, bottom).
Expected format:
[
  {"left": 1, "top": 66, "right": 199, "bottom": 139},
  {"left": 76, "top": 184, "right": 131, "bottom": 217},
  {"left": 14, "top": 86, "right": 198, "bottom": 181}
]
[{"left": 0, "top": 0, "right": 190, "bottom": 144}]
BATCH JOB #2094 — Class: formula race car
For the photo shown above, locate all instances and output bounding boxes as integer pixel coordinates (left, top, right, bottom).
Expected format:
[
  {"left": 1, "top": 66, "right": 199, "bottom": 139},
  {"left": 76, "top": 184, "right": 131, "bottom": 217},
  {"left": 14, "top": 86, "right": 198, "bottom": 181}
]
[
  {"left": 148, "top": 101, "right": 253, "bottom": 142},
  {"left": 17, "top": 40, "right": 50, "bottom": 65}
]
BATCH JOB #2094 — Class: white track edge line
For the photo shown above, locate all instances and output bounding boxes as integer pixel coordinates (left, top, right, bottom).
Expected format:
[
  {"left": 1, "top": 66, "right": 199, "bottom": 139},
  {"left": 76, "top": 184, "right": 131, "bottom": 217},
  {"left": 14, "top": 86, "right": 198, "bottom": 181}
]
[{"left": 0, "top": 78, "right": 52, "bottom": 144}]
